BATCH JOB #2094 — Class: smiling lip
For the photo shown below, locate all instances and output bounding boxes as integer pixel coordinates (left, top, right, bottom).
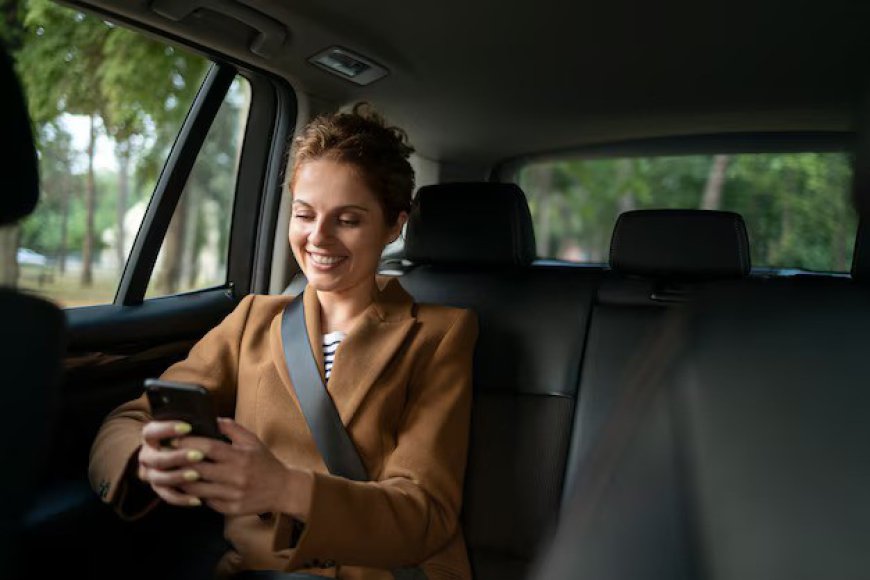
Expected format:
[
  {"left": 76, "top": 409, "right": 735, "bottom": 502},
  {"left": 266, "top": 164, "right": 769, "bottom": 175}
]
[{"left": 307, "top": 251, "right": 347, "bottom": 267}]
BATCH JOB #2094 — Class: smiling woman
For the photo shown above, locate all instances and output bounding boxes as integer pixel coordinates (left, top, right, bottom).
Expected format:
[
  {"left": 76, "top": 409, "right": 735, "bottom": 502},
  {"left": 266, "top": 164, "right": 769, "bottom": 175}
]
[
  {"left": 288, "top": 105, "right": 411, "bottom": 330},
  {"left": 89, "top": 104, "right": 478, "bottom": 580},
  {"left": 290, "top": 160, "right": 404, "bottom": 323}
]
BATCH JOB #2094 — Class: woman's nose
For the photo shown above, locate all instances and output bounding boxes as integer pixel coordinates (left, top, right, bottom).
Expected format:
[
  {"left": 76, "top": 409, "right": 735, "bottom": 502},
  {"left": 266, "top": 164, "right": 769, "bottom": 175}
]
[{"left": 308, "top": 218, "right": 333, "bottom": 246}]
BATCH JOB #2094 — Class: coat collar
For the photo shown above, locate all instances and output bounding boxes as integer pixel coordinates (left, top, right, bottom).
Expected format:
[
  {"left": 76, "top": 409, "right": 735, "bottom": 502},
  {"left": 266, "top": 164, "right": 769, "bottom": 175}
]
[{"left": 270, "top": 275, "right": 417, "bottom": 427}]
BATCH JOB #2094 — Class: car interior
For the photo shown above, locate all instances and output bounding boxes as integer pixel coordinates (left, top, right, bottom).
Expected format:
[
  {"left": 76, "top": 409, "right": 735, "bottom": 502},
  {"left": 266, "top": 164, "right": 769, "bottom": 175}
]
[{"left": 2, "top": 0, "right": 868, "bottom": 579}]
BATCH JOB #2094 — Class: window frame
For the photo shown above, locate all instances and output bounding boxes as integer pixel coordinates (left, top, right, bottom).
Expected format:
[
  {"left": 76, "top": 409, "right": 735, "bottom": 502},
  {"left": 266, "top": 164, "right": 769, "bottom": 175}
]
[
  {"left": 59, "top": 9, "right": 297, "bottom": 348},
  {"left": 498, "top": 131, "right": 857, "bottom": 274},
  {"left": 115, "top": 63, "right": 236, "bottom": 306}
]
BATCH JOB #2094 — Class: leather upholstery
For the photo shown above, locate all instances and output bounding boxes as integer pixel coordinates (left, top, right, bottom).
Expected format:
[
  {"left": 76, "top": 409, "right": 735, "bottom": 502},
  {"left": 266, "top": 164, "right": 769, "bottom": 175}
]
[
  {"left": 404, "top": 183, "right": 537, "bottom": 266},
  {"left": 610, "top": 209, "right": 751, "bottom": 280},
  {"left": 535, "top": 281, "right": 870, "bottom": 580},
  {"left": 397, "top": 182, "right": 598, "bottom": 580},
  {"left": 400, "top": 266, "right": 598, "bottom": 580}
]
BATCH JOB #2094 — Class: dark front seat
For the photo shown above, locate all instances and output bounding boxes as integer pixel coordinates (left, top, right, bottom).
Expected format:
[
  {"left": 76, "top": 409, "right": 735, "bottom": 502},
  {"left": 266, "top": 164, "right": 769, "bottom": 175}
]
[{"left": 0, "top": 47, "right": 66, "bottom": 579}]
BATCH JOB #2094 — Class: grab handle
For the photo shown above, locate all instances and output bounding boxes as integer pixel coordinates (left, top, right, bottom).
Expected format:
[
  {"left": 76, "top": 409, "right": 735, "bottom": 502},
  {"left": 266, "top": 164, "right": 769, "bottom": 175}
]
[{"left": 150, "top": 0, "right": 287, "bottom": 58}]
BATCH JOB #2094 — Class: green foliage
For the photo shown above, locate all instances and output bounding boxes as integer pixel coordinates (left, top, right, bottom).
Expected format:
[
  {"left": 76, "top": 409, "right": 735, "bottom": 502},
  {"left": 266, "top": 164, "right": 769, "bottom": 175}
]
[
  {"left": 0, "top": 0, "right": 25, "bottom": 51},
  {"left": 520, "top": 153, "right": 856, "bottom": 272},
  {"left": 9, "top": 0, "right": 227, "bottom": 303},
  {"left": 16, "top": 0, "right": 109, "bottom": 122}
]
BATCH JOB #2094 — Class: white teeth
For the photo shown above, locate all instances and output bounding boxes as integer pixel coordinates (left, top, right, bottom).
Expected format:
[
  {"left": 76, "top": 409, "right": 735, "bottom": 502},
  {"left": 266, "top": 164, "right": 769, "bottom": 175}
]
[{"left": 309, "top": 253, "right": 345, "bottom": 265}]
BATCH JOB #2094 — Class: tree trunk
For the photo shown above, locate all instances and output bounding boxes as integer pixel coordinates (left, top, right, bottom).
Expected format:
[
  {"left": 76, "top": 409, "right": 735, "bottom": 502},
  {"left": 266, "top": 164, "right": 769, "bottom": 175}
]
[
  {"left": 701, "top": 154, "right": 730, "bottom": 210},
  {"left": 81, "top": 114, "right": 97, "bottom": 287},
  {"left": 116, "top": 142, "right": 129, "bottom": 275},
  {"left": 58, "top": 172, "right": 70, "bottom": 275},
  {"left": 0, "top": 225, "right": 20, "bottom": 287},
  {"left": 156, "top": 197, "right": 187, "bottom": 295},
  {"left": 834, "top": 196, "right": 848, "bottom": 272},
  {"left": 532, "top": 166, "right": 554, "bottom": 258},
  {"left": 181, "top": 184, "right": 200, "bottom": 289},
  {"left": 774, "top": 201, "right": 793, "bottom": 265}
]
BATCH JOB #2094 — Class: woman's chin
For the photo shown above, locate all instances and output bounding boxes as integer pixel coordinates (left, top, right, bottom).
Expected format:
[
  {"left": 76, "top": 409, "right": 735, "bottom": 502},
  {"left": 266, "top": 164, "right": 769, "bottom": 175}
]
[
  {"left": 304, "top": 269, "right": 350, "bottom": 292},
  {"left": 304, "top": 269, "right": 378, "bottom": 296}
]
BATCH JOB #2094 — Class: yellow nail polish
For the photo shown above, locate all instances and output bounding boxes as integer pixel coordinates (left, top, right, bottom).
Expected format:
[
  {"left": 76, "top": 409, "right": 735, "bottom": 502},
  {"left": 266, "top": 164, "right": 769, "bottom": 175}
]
[
  {"left": 183, "top": 470, "right": 200, "bottom": 482},
  {"left": 189, "top": 497, "right": 202, "bottom": 507},
  {"left": 187, "top": 450, "right": 204, "bottom": 462},
  {"left": 174, "top": 422, "right": 192, "bottom": 435}
]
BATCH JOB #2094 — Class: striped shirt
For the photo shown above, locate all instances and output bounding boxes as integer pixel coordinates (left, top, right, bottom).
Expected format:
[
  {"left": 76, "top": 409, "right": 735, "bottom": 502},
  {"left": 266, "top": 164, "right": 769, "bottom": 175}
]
[{"left": 322, "top": 330, "right": 347, "bottom": 381}]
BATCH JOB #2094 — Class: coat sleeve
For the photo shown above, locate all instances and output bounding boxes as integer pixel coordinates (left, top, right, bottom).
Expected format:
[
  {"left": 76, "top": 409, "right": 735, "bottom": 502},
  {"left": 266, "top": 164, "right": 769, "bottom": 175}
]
[
  {"left": 87, "top": 294, "right": 256, "bottom": 519},
  {"left": 273, "top": 308, "right": 478, "bottom": 570}
]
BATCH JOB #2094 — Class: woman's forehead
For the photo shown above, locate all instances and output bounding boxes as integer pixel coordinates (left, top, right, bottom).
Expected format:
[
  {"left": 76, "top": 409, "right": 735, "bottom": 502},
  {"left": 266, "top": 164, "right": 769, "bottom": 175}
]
[{"left": 292, "top": 159, "right": 377, "bottom": 208}]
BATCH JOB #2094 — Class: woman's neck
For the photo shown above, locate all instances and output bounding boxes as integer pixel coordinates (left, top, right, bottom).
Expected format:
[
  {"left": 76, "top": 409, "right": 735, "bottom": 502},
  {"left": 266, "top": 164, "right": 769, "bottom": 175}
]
[{"left": 316, "top": 278, "right": 378, "bottom": 334}]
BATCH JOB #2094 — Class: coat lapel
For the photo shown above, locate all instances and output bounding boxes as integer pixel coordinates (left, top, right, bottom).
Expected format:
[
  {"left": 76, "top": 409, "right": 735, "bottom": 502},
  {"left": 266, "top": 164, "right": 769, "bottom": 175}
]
[
  {"left": 327, "top": 277, "right": 416, "bottom": 426},
  {"left": 270, "top": 276, "right": 416, "bottom": 427}
]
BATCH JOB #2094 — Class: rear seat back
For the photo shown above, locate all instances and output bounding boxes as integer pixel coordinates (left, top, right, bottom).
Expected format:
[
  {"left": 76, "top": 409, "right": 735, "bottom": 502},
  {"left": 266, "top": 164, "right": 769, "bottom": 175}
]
[
  {"left": 399, "top": 183, "right": 601, "bottom": 580},
  {"left": 562, "top": 209, "right": 752, "bottom": 499},
  {"left": 534, "top": 223, "right": 870, "bottom": 580}
]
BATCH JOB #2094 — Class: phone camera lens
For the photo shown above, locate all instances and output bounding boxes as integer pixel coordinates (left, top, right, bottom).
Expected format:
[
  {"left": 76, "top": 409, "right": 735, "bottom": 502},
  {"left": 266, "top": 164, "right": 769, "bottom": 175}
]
[{"left": 161, "top": 395, "right": 170, "bottom": 404}]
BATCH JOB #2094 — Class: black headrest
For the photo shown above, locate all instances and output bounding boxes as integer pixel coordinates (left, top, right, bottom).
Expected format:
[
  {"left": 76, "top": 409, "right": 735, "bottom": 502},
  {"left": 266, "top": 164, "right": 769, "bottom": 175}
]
[
  {"left": 610, "top": 209, "right": 751, "bottom": 280},
  {"left": 1, "top": 48, "right": 39, "bottom": 226},
  {"left": 405, "top": 182, "right": 537, "bottom": 266},
  {"left": 852, "top": 220, "right": 868, "bottom": 281}
]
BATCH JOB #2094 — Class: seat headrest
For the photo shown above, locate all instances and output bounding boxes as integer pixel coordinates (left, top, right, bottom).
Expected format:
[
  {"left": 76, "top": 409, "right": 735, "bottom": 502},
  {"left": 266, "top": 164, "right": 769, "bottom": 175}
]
[
  {"left": 405, "top": 182, "right": 537, "bottom": 266},
  {"left": 852, "top": 220, "right": 868, "bottom": 281},
  {"left": 1, "top": 48, "right": 39, "bottom": 226},
  {"left": 610, "top": 209, "right": 751, "bottom": 280}
]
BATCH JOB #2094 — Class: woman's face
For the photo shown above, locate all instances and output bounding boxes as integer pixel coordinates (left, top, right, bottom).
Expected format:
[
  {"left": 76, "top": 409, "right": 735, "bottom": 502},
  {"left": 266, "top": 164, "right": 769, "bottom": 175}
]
[{"left": 289, "top": 159, "right": 406, "bottom": 295}]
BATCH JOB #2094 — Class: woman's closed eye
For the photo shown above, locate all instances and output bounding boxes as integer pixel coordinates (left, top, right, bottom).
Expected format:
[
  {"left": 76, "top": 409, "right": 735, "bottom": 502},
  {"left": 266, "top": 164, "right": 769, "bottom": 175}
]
[
  {"left": 338, "top": 218, "right": 360, "bottom": 227},
  {"left": 293, "top": 213, "right": 315, "bottom": 222}
]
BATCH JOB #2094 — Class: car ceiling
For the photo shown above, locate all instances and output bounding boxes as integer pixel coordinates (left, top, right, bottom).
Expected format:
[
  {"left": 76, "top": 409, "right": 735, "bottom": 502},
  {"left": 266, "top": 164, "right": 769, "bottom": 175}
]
[{"left": 75, "top": 0, "right": 870, "bottom": 167}]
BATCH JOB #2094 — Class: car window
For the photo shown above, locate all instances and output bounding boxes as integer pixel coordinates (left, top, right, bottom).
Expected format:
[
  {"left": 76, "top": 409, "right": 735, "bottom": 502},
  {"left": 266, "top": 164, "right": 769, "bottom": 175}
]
[
  {"left": 145, "top": 76, "right": 250, "bottom": 299},
  {"left": 515, "top": 152, "right": 856, "bottom": 273},
  {"left": 1, "top": 1, "right": 211, "bottom": 307}
]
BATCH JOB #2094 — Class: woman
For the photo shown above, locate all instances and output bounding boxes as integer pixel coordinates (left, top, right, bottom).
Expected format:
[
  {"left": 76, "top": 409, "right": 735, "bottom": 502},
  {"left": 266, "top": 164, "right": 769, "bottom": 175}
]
[{"left": 89, "top": 105, "right": 478, "bottom": 579}]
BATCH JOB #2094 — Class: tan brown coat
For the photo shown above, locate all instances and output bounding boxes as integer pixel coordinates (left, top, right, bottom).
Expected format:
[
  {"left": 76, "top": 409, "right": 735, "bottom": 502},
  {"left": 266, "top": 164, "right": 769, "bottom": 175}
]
[{"left": 88, "top": 277, "right": 477, "bottom": 579}]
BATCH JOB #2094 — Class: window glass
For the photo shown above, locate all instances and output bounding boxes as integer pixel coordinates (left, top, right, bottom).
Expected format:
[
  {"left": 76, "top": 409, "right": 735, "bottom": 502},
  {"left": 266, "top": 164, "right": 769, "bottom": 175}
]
[
  {"left": 515, "top": 153, "right": 856, "bottom": 273},
  {"left": 146, "top": 77, "right": 250, "bottom": 298},
  {"left": 1, "top": 2, "right": 210, "bottom": 307}
]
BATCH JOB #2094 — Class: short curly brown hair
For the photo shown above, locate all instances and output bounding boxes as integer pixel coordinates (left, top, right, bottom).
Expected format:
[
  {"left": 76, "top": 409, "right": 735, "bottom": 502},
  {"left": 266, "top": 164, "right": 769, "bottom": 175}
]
[{"left": 288, "top": 103, "right": 415, "bottom": 227}]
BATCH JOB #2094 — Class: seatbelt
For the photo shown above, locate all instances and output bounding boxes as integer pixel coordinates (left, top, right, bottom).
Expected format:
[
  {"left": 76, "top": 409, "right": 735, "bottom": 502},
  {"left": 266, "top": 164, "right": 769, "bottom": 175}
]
[
  {"left": 280, "top": 297, "right": 367, "bottom": 481},
  {"left": 280, "top": 295, "right": 427, "bottom": 580}
]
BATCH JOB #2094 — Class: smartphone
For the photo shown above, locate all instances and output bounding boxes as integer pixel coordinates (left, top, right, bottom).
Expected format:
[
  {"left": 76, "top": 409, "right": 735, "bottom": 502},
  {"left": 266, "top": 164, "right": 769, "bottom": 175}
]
[{"left": 144, "top": 378, "right": 225, "bottom": 440}]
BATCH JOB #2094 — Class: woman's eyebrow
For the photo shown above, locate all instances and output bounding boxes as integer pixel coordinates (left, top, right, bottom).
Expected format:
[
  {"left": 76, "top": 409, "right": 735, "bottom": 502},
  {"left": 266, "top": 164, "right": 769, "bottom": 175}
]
[{"left": 291, "top": 200, "right": 370, "bottom": 212}]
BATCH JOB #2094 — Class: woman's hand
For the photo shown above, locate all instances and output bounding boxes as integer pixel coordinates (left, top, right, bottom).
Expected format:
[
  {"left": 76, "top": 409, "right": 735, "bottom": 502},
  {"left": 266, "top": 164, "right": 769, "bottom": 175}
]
[
  {"left": 176, "top": 418, "right": 313, "bottom": 518},
  {"left": 137, "top": 420, "right": 207, "bottom": 507}
]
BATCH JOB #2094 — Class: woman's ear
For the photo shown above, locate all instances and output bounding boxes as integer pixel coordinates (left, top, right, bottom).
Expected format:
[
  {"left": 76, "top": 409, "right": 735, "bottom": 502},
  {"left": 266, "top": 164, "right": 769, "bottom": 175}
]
[{"left": 388, "top": 211, "right": 409, "bottom": 243}]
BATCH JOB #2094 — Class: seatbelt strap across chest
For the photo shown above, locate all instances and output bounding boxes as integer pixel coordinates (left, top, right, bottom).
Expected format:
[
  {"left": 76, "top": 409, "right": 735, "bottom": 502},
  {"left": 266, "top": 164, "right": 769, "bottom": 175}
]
[
  {"left": 280, "top": 296, "right": 368, "bottom": 481},
  {"left": 279, "top": 295, "right": 427, "bottom": 580}
]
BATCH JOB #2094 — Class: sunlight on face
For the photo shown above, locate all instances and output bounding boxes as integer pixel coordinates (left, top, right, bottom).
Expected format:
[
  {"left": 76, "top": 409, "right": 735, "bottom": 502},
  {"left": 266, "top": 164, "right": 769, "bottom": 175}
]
[{"left": 289, "top": 159, "right": 403, "bottom": 296}]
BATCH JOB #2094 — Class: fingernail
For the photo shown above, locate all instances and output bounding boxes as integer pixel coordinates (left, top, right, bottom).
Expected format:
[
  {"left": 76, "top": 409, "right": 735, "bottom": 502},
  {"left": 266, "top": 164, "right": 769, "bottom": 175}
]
[
  {"left": 183, "top": 470, "right": 200, "bottom": 482},
  {"left": 188, "top": 497, "right": 202, "bottom": 507},
  {"left": 187, "top": 450, "right": 204, "bottom": 462},
  {"left": 174, "top": 422, "right": 192, "bottom": 435}
]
